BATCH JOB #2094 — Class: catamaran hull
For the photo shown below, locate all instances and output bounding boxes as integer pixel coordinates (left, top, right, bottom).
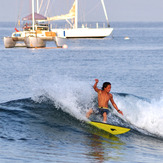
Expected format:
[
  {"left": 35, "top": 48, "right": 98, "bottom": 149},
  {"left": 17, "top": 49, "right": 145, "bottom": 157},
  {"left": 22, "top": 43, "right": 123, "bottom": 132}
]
[
  {"left": 4, "top": 36, "right": 67, "bottom": 48},
  {"left": 24, "top": 37, "right": 46, "bottom": 48},
  {"left": 4, "top": 30, "right": 67, "bottom": 48},
  {"left": 53, "top": 28, "right": 113, "bottom": 39},
  {"left": 4, "top": 37, "right": 16, "bottom": 48}
]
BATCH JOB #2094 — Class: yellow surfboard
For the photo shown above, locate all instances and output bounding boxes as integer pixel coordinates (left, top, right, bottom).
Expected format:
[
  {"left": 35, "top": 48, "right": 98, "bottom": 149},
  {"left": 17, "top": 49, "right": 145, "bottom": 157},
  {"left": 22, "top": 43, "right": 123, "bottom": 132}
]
[{"left": 89, "top": 121, "right": 130, "bottom": 135}]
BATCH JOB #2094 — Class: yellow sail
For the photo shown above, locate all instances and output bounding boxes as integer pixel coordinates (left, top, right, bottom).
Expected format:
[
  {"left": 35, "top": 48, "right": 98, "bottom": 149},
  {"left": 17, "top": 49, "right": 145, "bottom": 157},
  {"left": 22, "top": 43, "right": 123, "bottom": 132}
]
[{"left": 47, "top": 1, "right": 75, "bottom": 21}]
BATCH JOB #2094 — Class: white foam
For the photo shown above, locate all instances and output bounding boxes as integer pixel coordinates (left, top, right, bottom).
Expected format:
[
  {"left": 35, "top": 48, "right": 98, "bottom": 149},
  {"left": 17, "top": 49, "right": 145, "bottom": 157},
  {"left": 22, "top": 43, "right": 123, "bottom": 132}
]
[
  {"left": 30, "top": 73, "right": 95, "bottom": 121},
  {"left": 114, "top": 94, "right": 163, "bottom": 137}
]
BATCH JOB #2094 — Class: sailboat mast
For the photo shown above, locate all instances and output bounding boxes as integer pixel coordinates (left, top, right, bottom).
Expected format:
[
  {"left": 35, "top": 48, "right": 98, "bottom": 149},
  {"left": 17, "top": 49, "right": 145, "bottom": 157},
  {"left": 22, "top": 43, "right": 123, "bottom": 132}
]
[
  {"left": 32, "top": 0, "right": 35, "bottom": 31},
  {"left": 101, "top": 0, "right": 110, "bottom": 27},
  {"left": 75, "top": 0, "right": 78, "bottom": 28},
  {"left": 37, "top": 0, "right": 39, "bottom": 13}
]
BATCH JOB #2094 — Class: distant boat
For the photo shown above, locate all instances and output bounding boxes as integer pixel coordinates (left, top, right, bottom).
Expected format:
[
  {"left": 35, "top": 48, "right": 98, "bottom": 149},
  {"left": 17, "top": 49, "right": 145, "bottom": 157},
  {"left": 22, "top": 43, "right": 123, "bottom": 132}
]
[
  {"left": 4, "top": 0, "right": 66, "bottom": 48},
  {"left": 46, "top": 0, "right": 113, "bottom": 38}
]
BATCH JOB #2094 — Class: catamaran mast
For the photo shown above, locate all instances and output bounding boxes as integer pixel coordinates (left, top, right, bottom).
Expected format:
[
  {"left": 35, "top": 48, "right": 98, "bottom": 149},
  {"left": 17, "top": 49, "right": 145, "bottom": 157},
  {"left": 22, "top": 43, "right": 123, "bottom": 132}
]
[
  {"left": 32, "top": 0, "right": 35, "bottom": 31},
  {"left": 101, "top": 0, "right": 110, "bottom": 27},
  {"left": 75, "top": 0, "right": 78, "bottom": 28}
]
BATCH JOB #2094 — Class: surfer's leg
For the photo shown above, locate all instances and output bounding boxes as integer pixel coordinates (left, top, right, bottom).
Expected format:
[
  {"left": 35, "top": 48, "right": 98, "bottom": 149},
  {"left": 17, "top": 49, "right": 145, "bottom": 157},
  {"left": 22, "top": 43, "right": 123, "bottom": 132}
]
[
  {"left": 86, "top": 108, "right": 93, "bottom": 118},
  {"left": 102, "top": 112, "right": 107, "bottom": 123}
]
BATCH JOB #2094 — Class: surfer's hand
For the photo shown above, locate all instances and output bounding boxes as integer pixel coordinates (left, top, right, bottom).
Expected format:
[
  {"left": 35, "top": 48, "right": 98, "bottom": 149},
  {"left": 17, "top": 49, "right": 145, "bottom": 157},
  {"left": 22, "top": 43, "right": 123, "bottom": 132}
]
[
  {"left": 118, "top": 110, "right": 123, "bottom": 116},
  {"left": 95, "top": 79, "right": 99, "bottom": 83}
]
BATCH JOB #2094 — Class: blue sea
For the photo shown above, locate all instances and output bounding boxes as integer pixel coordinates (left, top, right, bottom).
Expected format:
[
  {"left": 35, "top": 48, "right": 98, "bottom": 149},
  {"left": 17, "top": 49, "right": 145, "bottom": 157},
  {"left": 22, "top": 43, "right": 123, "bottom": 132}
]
[{"left": 0, "top": 22, "right": 163, "bottom": 163}]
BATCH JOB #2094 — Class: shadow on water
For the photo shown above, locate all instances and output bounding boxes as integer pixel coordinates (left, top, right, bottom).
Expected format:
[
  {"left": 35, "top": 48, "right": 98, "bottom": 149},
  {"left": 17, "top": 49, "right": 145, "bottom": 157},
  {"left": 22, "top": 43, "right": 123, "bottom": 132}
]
[{"left": 83, "top": 127, "right": 126, "bottom": 162}]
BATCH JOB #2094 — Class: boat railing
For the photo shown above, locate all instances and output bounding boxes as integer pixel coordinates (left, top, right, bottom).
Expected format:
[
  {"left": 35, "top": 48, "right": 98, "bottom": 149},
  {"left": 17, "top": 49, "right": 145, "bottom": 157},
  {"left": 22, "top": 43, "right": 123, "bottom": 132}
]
[{"left": 52, "top": 22, "right": 109, "bottom": 29}]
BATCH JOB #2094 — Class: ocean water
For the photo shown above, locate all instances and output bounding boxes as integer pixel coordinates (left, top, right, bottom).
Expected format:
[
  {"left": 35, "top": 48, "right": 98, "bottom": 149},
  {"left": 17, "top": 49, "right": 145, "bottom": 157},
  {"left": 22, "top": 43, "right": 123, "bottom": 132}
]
[{"left": 0, "top": 22, "right": 163, "bottom": 163}]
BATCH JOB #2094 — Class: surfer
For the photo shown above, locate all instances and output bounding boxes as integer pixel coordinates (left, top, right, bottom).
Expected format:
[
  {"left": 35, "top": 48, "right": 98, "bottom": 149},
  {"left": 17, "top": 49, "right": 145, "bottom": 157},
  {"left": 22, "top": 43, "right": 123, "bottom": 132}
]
[{"left": 86, "top": 79, "right": 123, "bottom": 123}]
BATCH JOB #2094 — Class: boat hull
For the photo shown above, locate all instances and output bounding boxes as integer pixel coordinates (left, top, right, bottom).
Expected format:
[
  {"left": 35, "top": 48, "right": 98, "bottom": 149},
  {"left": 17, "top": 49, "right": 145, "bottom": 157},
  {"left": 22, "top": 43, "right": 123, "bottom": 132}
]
[
  {"left": 53, "top": 28, "right": 113, "bottom": 39},
  {"left": 4, "top": 37, "right": 16, "bottom": 48},
  {"left": 54, "top": 36, "right": 67, "bottom": 47},
  {"left": 4, "top": 31, "right": 66, "bottom": 48},
  {"left": 24, "top": 36, "right": 46, "bottom": 48}
]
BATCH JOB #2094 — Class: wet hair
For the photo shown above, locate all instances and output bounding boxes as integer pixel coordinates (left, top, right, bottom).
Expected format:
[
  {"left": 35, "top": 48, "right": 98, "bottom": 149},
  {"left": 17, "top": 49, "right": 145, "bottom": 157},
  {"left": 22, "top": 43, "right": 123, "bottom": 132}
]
[{"left": 102, "top": 82, "right": 111, "bottom": 90}]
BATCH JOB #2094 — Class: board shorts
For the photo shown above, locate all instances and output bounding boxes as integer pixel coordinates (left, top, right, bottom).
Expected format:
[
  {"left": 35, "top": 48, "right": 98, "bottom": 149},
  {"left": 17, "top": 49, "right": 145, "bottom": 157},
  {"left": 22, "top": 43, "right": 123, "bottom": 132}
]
[{"left": 94, "top": 107, "right": 109, "bottom": 116}]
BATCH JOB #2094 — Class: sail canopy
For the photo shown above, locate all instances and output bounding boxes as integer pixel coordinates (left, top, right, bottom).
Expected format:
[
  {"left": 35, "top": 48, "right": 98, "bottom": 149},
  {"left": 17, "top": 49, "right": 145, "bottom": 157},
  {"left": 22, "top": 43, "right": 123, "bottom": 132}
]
[
  {"left": 47, "top": 1, "right": 75, "bottom": 21},
  {"left": 22, "top": 13, "right": 47, "bottom": 21}
]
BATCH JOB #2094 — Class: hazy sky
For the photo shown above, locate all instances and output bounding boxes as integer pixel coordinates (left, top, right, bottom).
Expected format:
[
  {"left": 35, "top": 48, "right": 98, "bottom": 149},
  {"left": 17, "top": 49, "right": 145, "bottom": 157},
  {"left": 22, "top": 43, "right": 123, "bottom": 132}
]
[{"left": 0, "top": 0, "right": 163, "bottom": 22}]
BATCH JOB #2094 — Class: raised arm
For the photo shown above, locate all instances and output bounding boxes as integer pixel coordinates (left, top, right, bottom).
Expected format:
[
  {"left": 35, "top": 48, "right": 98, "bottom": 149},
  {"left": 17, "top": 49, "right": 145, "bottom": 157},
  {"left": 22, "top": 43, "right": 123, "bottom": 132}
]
[
  {"left": 93, "top": 79, "right": 100, "bottom": 92},
  {"left": 110, "top": 94, "right": 123, "bottom": 115}
]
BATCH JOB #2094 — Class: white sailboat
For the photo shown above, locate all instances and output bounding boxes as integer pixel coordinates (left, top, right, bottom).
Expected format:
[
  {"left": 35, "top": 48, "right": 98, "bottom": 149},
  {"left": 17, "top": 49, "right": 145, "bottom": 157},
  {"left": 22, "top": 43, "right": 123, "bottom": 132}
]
[{"left": 47, "top": 0, "right": 113, "bottom": 38}]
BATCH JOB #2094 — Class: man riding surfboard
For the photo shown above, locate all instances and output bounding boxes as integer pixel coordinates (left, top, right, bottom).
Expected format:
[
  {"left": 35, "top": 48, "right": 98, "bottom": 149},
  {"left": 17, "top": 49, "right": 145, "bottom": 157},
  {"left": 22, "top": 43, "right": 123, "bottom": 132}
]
[{"left": 86, "top": 79, "right": 123, "bottom": 123}]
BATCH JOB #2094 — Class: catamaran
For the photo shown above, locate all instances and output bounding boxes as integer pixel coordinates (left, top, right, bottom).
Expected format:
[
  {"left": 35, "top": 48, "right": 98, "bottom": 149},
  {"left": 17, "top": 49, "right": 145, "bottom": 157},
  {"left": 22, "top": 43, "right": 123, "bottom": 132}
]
[
  {"left": 4, "top": 0, "right": 65, "bottom": 48},
  {"left": 47, "top": 0, "right": 113, "bottom": 38}
]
